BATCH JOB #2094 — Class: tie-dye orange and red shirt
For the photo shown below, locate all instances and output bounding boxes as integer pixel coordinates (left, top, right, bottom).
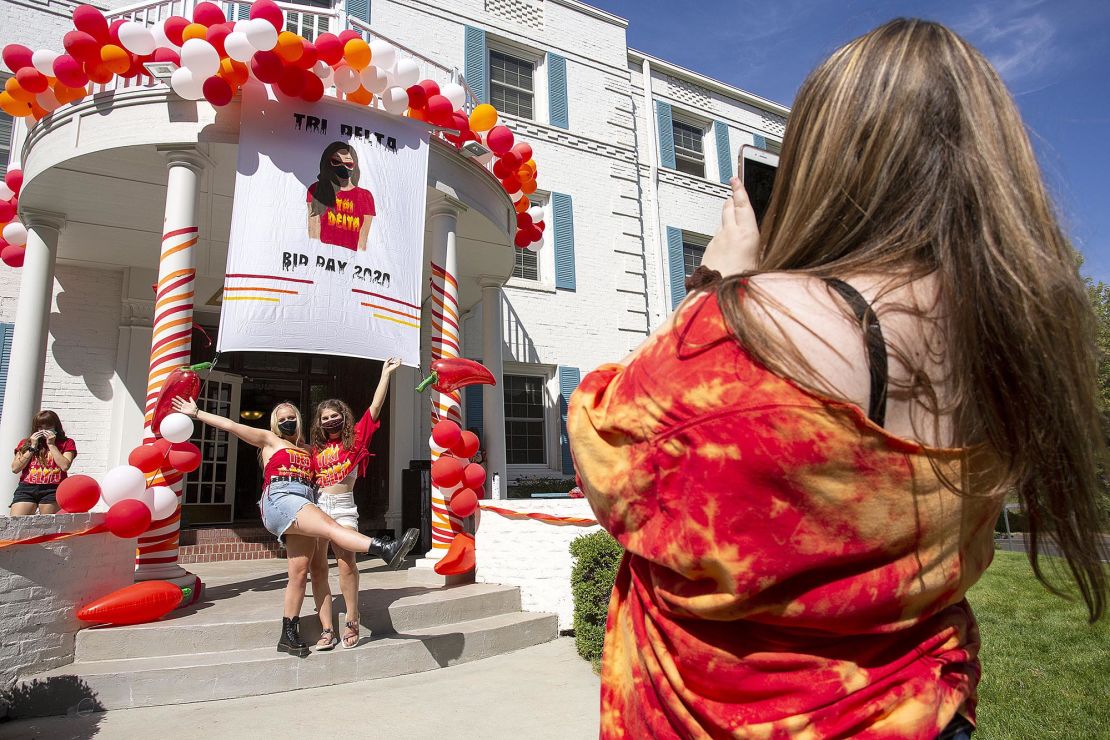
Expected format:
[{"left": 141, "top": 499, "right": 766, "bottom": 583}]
[
  {"left": 568, "top": 290, "right": 1004, "bottom": 739},
  {"left": 312, "top": 409, "right": 380, "bottom": 488}
]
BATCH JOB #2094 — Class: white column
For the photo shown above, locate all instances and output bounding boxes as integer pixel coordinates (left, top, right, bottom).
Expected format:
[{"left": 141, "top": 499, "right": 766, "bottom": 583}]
[
  {"left": 0, "top": 211, "right": 64, "bottom": 510},
  {"left": 479, "top": 277, "right": 508, "bottom": 500}
]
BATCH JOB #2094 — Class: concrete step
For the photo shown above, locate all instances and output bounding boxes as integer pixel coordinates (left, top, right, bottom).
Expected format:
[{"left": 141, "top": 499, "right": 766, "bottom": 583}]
[
  {"left": 75, "top": 582, "right": 524, "bottom": 660},
  {"left": 13, "top": 611, "right": 558, "bottom": 716}
]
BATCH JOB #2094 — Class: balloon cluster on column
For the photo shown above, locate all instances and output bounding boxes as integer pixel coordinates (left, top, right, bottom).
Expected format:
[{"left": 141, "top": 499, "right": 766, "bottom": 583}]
[
  {"left": 0, "top": 169, "right": 26, "bottom": 268},
  {"left": 428, "top": 419, "right": 485, "bottom": 519}
]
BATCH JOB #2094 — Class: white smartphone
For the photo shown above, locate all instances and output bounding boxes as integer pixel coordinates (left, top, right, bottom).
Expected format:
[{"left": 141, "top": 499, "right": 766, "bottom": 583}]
[{"left": 738, "top": 145, "right": 779, "bottom": 226}]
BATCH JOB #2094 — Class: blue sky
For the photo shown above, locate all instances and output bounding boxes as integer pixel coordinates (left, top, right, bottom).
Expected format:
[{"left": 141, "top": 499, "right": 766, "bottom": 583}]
[{"left": 589, "top": 0, "right": 1110, "bottom": 281}]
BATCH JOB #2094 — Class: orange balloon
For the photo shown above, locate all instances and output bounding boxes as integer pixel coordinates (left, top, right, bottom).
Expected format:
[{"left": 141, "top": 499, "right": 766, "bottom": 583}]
[
  {"left": 514, "top": 197, "right": 529, "bottom": 214},
  {"left": 274, "top": 31, "right": 304, "bottom": 63},
  {"left": 29, "top": 100, "right": 48, "bottom": 120},
  {"left": 407, "top": 106, "right": 427, "bottom": 121},
  {"left": 0, "top": 91, "right": 32, "bottom": 117},
  {"left": 100, "top": 44, "right": 131, "bottom": 74},
  {"left": 5, "top": 77, "right": 35, "bottom": 103},
  {"left": 342, "top": 38, "right": 371, "bottom": 70},
  {"left": 86, "top": 62, "right": 114, "bottom": 84},
  {"left": 521, "top": 179, "right": 537, "bottom": 195},
  {"left": 182, "top": 23, "right": 208, "bottom": 42},
  {"left": 219, "top": 58, "right": 249, "bottom": 87},
  {"left": 346, "top": 86, "right": 373, "bottom": 105},
  {"left": 517, "top": 167, "right": 535, "bottom": 183}
]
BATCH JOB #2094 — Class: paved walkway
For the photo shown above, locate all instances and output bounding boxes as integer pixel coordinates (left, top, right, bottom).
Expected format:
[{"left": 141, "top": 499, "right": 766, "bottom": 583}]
[{"left": 2, "top": 638, "right": 600, "bottom": 740}]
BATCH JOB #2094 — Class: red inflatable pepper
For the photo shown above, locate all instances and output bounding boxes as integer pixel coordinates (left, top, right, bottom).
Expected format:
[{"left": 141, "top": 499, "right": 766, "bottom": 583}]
[
  {"left": 416, "top": 358, "right": 495, "bottom": 394},
  {"left": 152, "top": 362, "right": 212, "bottom": 435}
]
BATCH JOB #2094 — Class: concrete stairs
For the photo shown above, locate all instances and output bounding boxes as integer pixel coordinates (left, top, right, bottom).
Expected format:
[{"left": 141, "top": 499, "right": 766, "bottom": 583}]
[
  {"left": 9, "top": 564, "right": 558, "bottom": 717},
  {"left": 178, "top": 525, "right": 286, "bottom": 563}
]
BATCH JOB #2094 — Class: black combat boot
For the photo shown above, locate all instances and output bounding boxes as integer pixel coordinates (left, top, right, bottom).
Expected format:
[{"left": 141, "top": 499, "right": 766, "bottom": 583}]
[
  {"left": 367, "top": 528, "right": 420, "bottom": 569},
  {"left": 278, "top": 615, "right": 310, "bottom": 657}
]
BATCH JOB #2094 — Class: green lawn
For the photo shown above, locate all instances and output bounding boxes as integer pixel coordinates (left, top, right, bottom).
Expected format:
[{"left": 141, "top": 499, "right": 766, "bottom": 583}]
[{"left": 970, "top": 550, "right": 1110, "bottom": 738}]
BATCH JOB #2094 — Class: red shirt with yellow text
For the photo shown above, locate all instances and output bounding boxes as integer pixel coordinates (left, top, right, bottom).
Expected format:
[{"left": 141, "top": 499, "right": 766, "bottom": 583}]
[
  {"left": 308, "top": 183, "right": 375, "bottom": 251},
  {"left": 16, "top": 437, "right": 77, "bottom": 485},
  {"left": 313, "top": 408, "right": 380, "bottom": 488}
]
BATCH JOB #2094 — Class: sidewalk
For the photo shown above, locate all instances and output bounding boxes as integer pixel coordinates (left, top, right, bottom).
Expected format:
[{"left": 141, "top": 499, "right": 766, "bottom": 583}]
[{"left": 1, "top": 639, "right": 600, "bottom": 740}]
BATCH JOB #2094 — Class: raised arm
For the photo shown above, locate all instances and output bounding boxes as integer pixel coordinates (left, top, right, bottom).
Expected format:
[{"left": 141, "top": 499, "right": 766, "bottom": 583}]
[
  {"left": 368, "top": 357, "right": 401, "bottom": 421},
  {"left": 172, "top": 397, "right": 277, "bottom": 449}
]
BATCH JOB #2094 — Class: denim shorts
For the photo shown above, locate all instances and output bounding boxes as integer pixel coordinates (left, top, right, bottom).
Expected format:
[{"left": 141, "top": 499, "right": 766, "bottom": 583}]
[
  {"left": 316, "top": 491, "right": 359, "bottom": 530},
  {"left": 259, "top": 480, "right": 317, "bottom": 542}
]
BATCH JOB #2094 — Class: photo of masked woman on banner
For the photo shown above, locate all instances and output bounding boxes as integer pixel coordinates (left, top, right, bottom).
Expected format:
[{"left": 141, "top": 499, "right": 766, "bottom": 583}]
[{"left": 307, "top": 142, "right": 376, "bottom": 252}]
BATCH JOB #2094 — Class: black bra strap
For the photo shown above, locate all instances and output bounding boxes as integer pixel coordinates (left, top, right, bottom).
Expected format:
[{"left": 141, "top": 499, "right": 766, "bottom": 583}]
[{"left": 823, "top": 278, "right": 888, "bottom": 427}]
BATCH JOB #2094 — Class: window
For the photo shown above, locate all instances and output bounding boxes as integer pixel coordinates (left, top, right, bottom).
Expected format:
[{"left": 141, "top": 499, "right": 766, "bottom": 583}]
[
  {"left": 490, "top": 49, "right": 534, "bottom": 120},
  {"left": 0, "top": 73, "right": 12, "bottom": 174},
  {"left": 513, "top": 248, "right": 539, "bottom": 281},
  {"left": 683, "top": 239, "right": 705, "bottom": 279},
  {"left": 504, "top": 374, "right": 546, "bottom": 464},
  {"left": 672, "top": 119, "right": 705, "bottom": 178}
]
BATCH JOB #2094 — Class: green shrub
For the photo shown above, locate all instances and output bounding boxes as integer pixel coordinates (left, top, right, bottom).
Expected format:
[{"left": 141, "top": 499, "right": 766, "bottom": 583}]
[
  {"left": 507, "top": 476, "right": 576, "bottom": 499},
  {"left": 570, "top": 530, "right": 623, "bottom": 669}
]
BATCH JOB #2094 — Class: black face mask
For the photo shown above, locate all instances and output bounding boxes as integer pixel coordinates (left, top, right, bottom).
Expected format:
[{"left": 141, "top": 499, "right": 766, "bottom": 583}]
[
  {"left": 333, "top": 164, "right": 351, "bottom": 180},
  {"left": 278, "top": 420, "right": 298, "bottom": 436},
  {"left": 322, "top": 418, "right": 344, "bottom": 432}
]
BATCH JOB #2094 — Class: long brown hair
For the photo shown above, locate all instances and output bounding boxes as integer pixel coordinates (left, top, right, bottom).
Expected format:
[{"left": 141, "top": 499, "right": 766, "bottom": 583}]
[
  {"left": 715, "top": 19, "right": 1107, "bottom": 620},
  {"left": 22, "top": 410, "right": 68, "bottom": 463},
  {"left": 311, "top": 399, "right": 355, "bottom": 451}
]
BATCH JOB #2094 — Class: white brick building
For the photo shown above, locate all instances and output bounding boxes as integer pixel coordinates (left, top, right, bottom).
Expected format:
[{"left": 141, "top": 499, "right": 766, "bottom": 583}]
[{"left": 0, "top": 0, "right": 788, "bottom": 546}]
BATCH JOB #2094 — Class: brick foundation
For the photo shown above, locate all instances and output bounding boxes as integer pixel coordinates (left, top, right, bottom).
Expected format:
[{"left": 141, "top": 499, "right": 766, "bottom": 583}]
[{"left": 178, "top": 525, "right": 286, "bottom": 563}]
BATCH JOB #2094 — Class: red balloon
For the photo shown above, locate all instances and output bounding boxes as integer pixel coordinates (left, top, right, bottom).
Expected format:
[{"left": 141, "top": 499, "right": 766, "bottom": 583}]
[
  {"left": 152, "top": 47, "right": 181, "bottom": 66},
  {"left": 153, "top": 437, "right": 174, "bottom": 456},
  {"left": 250, "top": 51, "right": 283, "bottom": 83},
  {"left": 516, "top": 212, "right": 534, "bottom": 229},
  {"left": 449, "top": 487, "right": 478, "bottom": 518},
  {"left": 514, "top": 229, "right": 531, "bottom": 248},
  {"left": 52, "top": 55, "right": 88, "bottom": 87},
  {"left": 417, "top": 79, "right": 440, "bottom": 98},
  {"left": 167, "top": 441, "right": 202, "bottom": 473},
  {"left": 249, "top": 0, "right": 284, "bottom": 31},
  {"left": 432, "top": 419, "right": 462, "bottom": 449},
  {"left": 301, "top": 71, "right": 324, "bottom": 102},
  {"left": 294, "top": 42, "right": 318, "bottom": 70},
  {"left": 2, "top": 44, "right": 33, "bottom": 73},
  {"left": 57, "top": 474, "right": 101, "bottom": 513},
  {"left": 192, "top": 1, "right": 227, "bottom": 26},
  {"left": 425, "top": 94, "right": 453, "bottom": 125},
  {"left": 462, "top": 462, "right": 486, "bottom": 490},
  {"left": 454, "top": 431, "right": 481, "bottom": 459},
  {"left": 527, "top": 224, "right": 542, "bottom": 243},
  {"left": 314, "top": 34, "right": 343, "bottom": 65},
  {"left": 163, "top": 16, "right": 190, "bottom": 47},
  {"left": 1, "top": 244, "right": 24, "bottom": 268},
  {"left": 276, "top": 65, "right": 305, "bottom": 97},
  {"left": 202, "top": 75, "right": 233, "bottom": 106},
  {"left": 128, "top": 444, "right": 167, "bottom": 474},
  {"left": 430, "top": 455, "right": 465, "bottom": 488},
  {"left": 84, "top": 61, "right": 114, "bottom": 84},
  {"left": 0, "top": 199, "right": 14, "bottom": 222},
  {"left": 206, "top": 23, "right": 233, "bottom": 57},
  {"left": 492, "top": 158, "right": 513, "bottom": 179},
  {"left": 6, "top": 168, "right": 20, "bottom": 192},
  {"left": 486, "top": 125, "right": 515, "bottom": 155},
  {"left": 106, "top": 499, "right": 152, "bottom": 539},
  {"left": 77, "top": 581, "right": 182, "bottom": 625},
  {"left": 337, "top": 30, "right": 362, "bottom": 44},
  {"left": 511, "top": 142, "right": 533, "bottom": 162},
  {"left": 73, "top": 5, "right": 110, "bottom": 43},
  {"left": 405, "top": 84, "right": 427, "bottom": 110},
  {"left": 536, "top": 220, "right": 546, "bottom": 232},
  {"left": 108, "top": 18, "right": 127, "bottom": 46},
  {"left": 63, "top": 31, "right": 101, "bottom": 63},
  {"left": 501, "top": 175, "right": 521, "bottom": 193}
]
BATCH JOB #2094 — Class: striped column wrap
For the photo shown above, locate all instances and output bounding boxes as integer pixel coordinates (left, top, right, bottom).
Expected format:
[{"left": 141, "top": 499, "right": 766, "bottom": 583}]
[
  {"left": 429, "top": 261, "right": 466, "bottom": 551},
  {"left": 135, "top": 226, "right": 198, "bottom": 571}
]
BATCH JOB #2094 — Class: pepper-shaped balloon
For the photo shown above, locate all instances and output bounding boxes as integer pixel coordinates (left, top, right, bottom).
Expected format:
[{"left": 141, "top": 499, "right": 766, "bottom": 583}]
[
  {"left": 151, "top": 362, "right": 211, "bottom": 435},
  {"left": 415, "top": 358, "right": 495, "bottom": 394}
]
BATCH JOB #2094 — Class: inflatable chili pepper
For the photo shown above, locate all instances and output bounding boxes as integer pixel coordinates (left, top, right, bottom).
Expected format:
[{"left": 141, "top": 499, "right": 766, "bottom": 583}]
[
  {"left": 151, "top": 362, "right": 212, "bottom": 435},
  {"left": 415, "top": 358, "right": 495, "bottom": 394}
]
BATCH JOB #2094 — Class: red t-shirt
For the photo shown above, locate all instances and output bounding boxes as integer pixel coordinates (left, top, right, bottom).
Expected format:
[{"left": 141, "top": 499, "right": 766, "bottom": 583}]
[
  {"left": 307, "top": 183, "right": 375, "bottom": 251},
  {"left": 262, "top": 447, "right": 313, "bottom": 487},
  {"left": 17, "top": 437, "right": 77, "bottom": 485},
  {"left": 313, "top": 407, "right": 380, "bottom": 488}
]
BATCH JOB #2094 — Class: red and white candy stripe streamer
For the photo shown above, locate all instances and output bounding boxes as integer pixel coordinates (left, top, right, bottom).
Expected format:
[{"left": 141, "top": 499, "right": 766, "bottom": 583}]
[{"left": 429, "top": 261, "right": 466, "bottom": 551}]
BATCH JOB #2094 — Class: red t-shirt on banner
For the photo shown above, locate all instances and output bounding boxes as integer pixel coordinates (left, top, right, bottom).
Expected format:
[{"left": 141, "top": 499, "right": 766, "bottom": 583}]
[
  {"left": 307, "top": 183, "right": 376, "bottom": 251},
  {"left": 313, "top": 408, "right": 381, "bottom": 488},
  {"left": 17, "top": 437, "right": 77, "bottom": 485}
]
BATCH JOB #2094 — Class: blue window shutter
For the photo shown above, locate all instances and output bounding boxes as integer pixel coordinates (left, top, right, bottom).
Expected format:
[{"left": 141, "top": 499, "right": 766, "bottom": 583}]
[
  {"left": 0, "top": 322, "right": 13, "bottom": 419},
  {"left": 465, "top": 383, "right": 484, "bottom": 439},
  {"left": 667, "top": 226, "right": 685, "bottom": 309},
  {"left": 347, "top": 0, "right": 370, "bottom": 24},
  {"left": 236, "top": 3, "right": 250, "bottom": 21},
  {"left": 464, "top": 26, "right": 488, "bottom": 104},
  {"left": 656, "top": 101, "right": 675, "bottom": 169},
  {"left": 558, "top": 366, "right": 581, "bottom": 475},
  {"left": 714, "top": 121, "right": 733, "bottom": 184},
  {"left": 553, "top": 192, "right": 576, "bottom": 291},
  {"left": 753, "top": 133, "right": 767, "bottom": 150},
  {"left": 547, "top": 53, "right": 568, "bottom": 129}
]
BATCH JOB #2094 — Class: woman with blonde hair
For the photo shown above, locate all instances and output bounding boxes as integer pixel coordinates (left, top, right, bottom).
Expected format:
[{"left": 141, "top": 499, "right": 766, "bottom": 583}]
[
  {"left": 569, "top": 19, "right": 1107, "bottom": 738},
  {"left": 173, "top": 397, "right": 418, "bottom": 657}
]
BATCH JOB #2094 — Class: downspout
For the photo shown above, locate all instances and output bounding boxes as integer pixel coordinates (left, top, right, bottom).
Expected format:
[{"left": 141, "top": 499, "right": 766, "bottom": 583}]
[{"left": 641, "top": 57, "right": 669, "bottom": 324}]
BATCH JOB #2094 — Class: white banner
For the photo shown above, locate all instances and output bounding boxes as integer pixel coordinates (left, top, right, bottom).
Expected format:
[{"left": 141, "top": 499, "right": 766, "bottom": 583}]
[{"left": 217, "top": 85, "right": 430, "bottom": 365}]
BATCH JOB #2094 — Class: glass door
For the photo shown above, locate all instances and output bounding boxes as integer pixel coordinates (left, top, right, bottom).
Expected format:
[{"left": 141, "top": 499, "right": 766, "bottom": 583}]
[{"left": 181, "top": 370, "right": 242, "bottom": 525}]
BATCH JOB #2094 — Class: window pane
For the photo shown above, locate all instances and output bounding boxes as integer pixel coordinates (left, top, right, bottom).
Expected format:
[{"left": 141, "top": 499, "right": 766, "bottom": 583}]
[
  {"left": 506, "top": 420, "right": 545, "bottom": 464},
  {"left": 683, "top": 243, "right": 705, "bottom": 278},
  {"left": 490, "top": 51, "right": 533, "bottom": 91},
  {"left": 675, "top": 155, "right": 705, "bottom": 178},
  {"left": 491, "top": 84, "right": 533, "bottom": 119},
  {"left": 0, "top": 75, "right": 11, "bottom": 176},
  {"left": 513, "top": 248, "right": 539, "bottom": 280},
  {"left": 672, "top": 120, "right": 703, "bottom": 153},
  {"left": 504, "top": 375, "right": 544, "bottom": 419}
]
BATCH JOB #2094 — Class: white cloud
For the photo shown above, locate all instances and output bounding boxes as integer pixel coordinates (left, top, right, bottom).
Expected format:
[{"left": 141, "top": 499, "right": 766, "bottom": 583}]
[{"left": 955, "top": 1, "right": 1064, "bottom": 88}]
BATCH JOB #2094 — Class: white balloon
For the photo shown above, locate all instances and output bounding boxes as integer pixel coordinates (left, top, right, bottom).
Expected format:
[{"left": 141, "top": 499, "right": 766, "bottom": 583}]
[
  {"left": 36, "top": 89, "right": 61, "bottom": 112},
  {"left": 0, "top": 183, "right": 13, "bottom": 200},
  {"left": 102, "top": 465, "right": 148, "bottom": 506},
  {"left": 160, "top": 412, "right": 195, "bottom": 444},
  {"left": 525, "top": 239, "right": 542, "bottom": 253},
  {"left": 147, "top": 485, "right": 178, "bottom": 520},
  {"left": 118, "top": 21, "right": 157, "bottom": 55},
  {"left": 31, "top": 50, "right": 59, "bottom": 77},
  {"left": 244, "top": 18, "right": 278, "bottom": 52},
  {"left": 526, "top": 206, "right": 544, "bottom": 222},
  {"left": 368, "top": 40, "right": 396, "bottom": 70},
  {"left": 312, "top": 60, "right": 331, "bottom": 78},
  {"left": 439, "top": 481, "right": 463, "bottom": 496},
  {"left": 151, "top": 20, "right": 173, "bottom": 50},
  {"left": 233, "top": 20, "right": 252, "bottom": 33},
  {"left": 170, "top": 67, "right": 204, "bottom": 100},
  {"left": 333, "top": 65, "right": 360, "bottom": 94},
  {"left": 441, "top": 82, "right": 466, "bottom": 110},
  {"left": 360, "top": 65, "right": 390, "bottom": 94},
  {"left": 381, "top": 86, "right": 409, "bottom": 114},
  {"left": 180, "top": 38, "right": 220, "bottom": 77},
  {"left": 2, "top": 221, "right": 27, "bottom": 246},
  {"left": 391, "top": 58, "right": 419, "bottom": 88},
  {"left": 508, "top": 190, "right": 523, "bottom": 201},
  {"left": 224, "top": 32, "right": 255, "bottom": 63},
  {"left": 429, "top": 435, "right": 446, "bottom": 454}
]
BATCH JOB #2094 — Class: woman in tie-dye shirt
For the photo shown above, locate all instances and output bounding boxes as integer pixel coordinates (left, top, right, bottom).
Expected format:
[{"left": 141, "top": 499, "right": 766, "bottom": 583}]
[{"left": 569, "top": 19, "right": 1107, "bottom": 740}]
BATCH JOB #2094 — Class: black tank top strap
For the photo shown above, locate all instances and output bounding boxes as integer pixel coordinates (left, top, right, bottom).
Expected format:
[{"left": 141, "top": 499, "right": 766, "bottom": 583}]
[{"left": 822, "top": 278, "right": 888, "bottom": 427}]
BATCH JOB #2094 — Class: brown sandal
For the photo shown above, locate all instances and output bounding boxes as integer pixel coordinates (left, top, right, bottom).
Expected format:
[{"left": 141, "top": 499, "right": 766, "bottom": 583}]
[
  {"left": 341, "top": 620, "right": 360, "bottom": 649},
  {"left": 315, "top": 627, "right": 338, "bottom": 651}
]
